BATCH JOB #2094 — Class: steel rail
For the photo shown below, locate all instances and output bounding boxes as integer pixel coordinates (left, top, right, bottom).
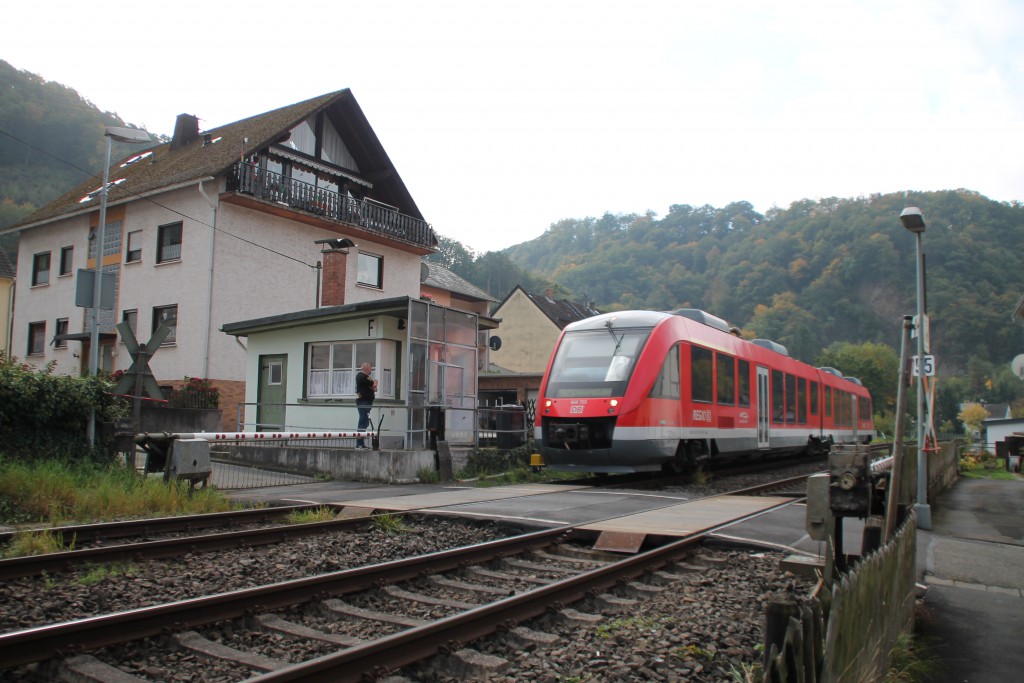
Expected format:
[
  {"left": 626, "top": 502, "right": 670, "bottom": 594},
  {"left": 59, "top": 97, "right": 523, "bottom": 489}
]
[
  {"left": 0, "top": 504, "right": 335, "bottom": 547},
  {"left": 0, "top": 515, "right": 371, "bottom": 581},
  {"left": 249, "top": 496, "right": 799, "bottom": 682}
]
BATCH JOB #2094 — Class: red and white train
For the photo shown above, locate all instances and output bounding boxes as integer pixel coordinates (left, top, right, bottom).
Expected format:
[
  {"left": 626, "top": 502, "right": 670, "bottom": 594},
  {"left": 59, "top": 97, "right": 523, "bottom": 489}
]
[{"left": 535, "top": 309, "right": 873, "bottom": 473}]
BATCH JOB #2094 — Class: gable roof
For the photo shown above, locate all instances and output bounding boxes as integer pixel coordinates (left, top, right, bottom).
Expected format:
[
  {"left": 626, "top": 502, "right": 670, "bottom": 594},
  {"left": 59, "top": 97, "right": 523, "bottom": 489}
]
[
  {"left": 421, "top": 261, "right": 497, "bottom": 303},
  {"left": 495, "top": 285, "right": 601, "bottom": 329},
  {"left": 7, "top": 89, "right": 425, "bottom": 234}
]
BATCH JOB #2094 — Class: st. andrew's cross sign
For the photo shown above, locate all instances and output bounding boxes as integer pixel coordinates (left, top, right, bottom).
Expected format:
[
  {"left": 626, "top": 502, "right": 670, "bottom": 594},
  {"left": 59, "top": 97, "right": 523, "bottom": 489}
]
[{"left": 112, "top": 321, "right": 171, "bottom": 402}]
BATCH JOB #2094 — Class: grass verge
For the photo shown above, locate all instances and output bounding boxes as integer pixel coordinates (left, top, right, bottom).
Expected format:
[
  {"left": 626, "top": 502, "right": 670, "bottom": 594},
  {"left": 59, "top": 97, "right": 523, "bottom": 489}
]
[{"left": 0, "top": 456, "right": 234, "bottom": 529}]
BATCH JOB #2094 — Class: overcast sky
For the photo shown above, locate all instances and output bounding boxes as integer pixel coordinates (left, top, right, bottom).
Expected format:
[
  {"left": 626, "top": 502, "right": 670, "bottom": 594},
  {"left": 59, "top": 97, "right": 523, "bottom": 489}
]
[{"left": 7, "top": 0, "right": 1023, "bottom": 253}]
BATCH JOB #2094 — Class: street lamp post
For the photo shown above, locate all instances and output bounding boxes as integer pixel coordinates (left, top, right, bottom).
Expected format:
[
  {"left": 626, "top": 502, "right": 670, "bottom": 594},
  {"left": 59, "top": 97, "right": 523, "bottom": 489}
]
[
  {"left": 900, "top": 206, "right": 932, "bottom": 530},
  {"left": 87, "top": 126, "right": 151, "bottom": 445}
]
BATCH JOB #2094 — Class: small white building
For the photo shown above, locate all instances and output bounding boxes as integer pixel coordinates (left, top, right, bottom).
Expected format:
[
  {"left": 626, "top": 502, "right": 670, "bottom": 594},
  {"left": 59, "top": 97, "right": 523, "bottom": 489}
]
[{"left": 222, "top": 293, "right": 499, "bottom": 450}]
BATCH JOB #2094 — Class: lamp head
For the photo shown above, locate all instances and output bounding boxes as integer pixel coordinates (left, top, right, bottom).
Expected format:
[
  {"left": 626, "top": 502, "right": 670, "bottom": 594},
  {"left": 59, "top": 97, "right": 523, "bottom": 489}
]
[
  {"left": 104, "top": 126, "right": 151, "bottom": 145},
  {"left": 900, "top": 207, "right": 926, "bottom": 233}
]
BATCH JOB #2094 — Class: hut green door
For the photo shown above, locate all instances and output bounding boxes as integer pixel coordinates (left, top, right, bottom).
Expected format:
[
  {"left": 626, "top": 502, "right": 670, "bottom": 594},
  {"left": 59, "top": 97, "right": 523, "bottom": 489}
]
[{"left": 257, "top": 355, "right": 287, "bottom": 431}]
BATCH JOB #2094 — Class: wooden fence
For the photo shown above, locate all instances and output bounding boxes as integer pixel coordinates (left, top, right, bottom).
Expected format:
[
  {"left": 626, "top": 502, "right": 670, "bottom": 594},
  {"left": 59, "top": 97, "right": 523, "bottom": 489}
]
[{"left": 762, "top": 511, "right": 918, "bottom": 683}]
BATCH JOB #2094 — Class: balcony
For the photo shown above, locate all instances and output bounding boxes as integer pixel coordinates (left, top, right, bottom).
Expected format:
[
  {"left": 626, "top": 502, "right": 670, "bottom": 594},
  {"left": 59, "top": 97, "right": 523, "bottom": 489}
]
[{"left": 226, "top": 161, "right": 436, "bottom": 251}]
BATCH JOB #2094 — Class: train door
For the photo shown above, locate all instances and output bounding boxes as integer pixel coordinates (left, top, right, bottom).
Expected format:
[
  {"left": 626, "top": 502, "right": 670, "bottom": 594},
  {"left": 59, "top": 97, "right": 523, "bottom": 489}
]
[{"left": 756, "top": 366, "right": 770, "bottom": 448}]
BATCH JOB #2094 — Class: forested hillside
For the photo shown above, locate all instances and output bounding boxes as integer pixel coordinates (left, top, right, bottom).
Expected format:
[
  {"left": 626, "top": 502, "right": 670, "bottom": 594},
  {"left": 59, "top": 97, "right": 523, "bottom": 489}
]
[
  {"left": 0, "top": 60, "right": 153, "bottom": 256},
  {"left": 501, "top": 191, "right": 1023, "bottom": 373},
  {"left": 427, "top": 189, "right": 1024, "bottom": 425}
]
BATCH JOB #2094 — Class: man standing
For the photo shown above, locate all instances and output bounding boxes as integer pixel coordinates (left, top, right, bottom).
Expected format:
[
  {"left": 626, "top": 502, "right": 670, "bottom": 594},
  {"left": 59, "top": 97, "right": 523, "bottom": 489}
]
[{"left": 355, "top": 362, "right": 377, "bottom": 449}]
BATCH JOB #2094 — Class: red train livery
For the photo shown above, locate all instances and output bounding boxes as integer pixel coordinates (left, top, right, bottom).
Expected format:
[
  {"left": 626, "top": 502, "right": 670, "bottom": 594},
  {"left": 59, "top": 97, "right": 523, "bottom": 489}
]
[{"left": 535, "top": 309, "right": 873, "bottom": 473}]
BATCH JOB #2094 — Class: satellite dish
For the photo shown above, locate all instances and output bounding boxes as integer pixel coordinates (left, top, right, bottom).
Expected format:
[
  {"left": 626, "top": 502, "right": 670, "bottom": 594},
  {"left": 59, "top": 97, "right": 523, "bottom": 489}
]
[
  {"left": 1012, "top": 355, "right": 1024, "bottom": 380},
  {"left": 488, "top": 336, "right": 502, "bottom": 351}
]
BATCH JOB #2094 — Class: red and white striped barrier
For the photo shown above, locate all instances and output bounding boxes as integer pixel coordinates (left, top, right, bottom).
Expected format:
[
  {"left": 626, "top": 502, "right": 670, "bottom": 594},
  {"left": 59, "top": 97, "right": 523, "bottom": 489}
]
[{"left": 137, "top": 431, "right": 374, "bottom": 442}]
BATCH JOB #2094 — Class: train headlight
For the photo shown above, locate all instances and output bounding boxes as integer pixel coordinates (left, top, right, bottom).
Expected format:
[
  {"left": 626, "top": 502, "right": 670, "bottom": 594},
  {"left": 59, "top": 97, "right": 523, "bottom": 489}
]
[
  {"left": 610, "top": 399, "right": 619, "bottom": 407},
  {"left": 545, "top": 400, "right": 552, "bottom": 408}
]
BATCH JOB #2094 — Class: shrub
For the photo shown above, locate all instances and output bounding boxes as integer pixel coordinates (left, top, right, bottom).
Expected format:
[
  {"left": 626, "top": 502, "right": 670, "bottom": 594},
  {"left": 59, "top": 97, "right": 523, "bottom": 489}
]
[
  {"left": 463, "top": 441, "right": 534, "bottom": 478},
  {"left": 0, "top": 353, "right": 127, "bottom": 461},
  {"left": 167, "top": 376, "right": 220, "bottom": 409}
]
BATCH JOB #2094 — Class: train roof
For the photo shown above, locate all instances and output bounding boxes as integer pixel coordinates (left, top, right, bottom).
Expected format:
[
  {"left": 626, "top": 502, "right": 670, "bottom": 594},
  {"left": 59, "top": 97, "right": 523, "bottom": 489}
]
[
  {"left": 564, "top": 310, "right": 672, "bottom": 331},
  {"left": 669, "top": 308, "right": 732, "bottom": 333}
]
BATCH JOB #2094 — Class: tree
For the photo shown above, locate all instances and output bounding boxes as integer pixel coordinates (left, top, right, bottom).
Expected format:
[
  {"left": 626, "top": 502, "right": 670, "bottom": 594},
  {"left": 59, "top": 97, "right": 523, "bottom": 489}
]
[
  {"left": 815, "top": 341, "right": 900, "bottom": 416},
  {"left": 957, "top": 403, "right": 989, "bottom": 438}
]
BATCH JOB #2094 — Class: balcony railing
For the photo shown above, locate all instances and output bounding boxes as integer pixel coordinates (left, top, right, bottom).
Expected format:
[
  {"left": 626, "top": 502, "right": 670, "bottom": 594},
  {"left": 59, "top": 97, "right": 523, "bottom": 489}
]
[{"left": 227, "top": 161, "right": 436, "bottom": 250}]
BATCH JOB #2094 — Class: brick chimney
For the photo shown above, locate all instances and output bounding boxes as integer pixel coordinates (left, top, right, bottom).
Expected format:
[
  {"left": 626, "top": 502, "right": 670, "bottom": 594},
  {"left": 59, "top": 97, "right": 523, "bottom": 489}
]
[
  {"left": 170, "top": 114, "right": 200, "bottom": 150},
  {"left": 320, "top": 250, "right": 349, "bottom": 306}
]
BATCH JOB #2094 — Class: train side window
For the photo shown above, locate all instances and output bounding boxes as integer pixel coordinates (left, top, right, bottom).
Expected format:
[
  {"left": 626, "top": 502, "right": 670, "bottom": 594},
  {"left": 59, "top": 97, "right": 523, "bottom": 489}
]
[
  {"left": 716, "top": 354, "right": 735, "bottom": 405},
  {"left": 810, "top": 381, "right": 819, "bottom": 416},
  {"left": 825, "top": 386, "right": 833, "bottom": 418},
  {"left": 859, "top": 395, "right": 871, "bottom": 421},
  {"left": 797, "top": 377, "right": 807, "bottom": 424},
  {"left": 785, "top": 373, "right": 796, "bottom": 423},
  {"left": 691, "top": 345, "right": 713, "bottom": 403},
  {"left": 650, "top": 343, "right": 681, "bottom": 399},
  {"left": 737, "top": 359, "right": 751, "bottom": 407},
  {"left": 771, "top": 370, "right": 785, "bottom": 423}
]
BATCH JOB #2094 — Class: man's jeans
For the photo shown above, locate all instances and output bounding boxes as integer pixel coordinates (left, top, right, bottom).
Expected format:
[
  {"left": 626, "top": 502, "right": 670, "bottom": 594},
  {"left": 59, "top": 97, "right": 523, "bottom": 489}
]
[{"left": 357, "top": 403, "right": 372, "bottom": 447}]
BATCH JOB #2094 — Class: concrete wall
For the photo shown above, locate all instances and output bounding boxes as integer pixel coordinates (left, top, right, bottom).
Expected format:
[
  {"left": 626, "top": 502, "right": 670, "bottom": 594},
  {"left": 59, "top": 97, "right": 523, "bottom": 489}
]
[
  {"left": 222, "top": 444, "right": 436, "bottom": 484},
  {"left": 140, "top": 407, "right": 223, "bottom": 434}
]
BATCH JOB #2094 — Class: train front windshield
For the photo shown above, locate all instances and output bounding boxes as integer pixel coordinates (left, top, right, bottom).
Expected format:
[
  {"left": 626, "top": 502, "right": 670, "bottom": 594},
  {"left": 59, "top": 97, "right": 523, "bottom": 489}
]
[{"left": 545, "top": 327, "right": 651, "bottom": 398}]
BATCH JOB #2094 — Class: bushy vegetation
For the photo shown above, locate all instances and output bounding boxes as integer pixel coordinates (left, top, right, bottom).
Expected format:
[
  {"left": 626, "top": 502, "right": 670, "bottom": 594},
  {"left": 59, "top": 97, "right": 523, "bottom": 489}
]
[
  {"left": 0, "top": 353, "right": 128, "bottom": 461},
  {"left": 461, "top": 443, "right": 534, "bottom": 478},
  {"left": 0, "top": 457, "right": 232, "bottom": 528}
]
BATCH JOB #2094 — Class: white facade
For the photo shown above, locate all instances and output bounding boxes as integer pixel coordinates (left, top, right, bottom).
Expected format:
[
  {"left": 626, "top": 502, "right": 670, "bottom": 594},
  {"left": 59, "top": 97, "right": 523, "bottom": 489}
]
[{"left": 11, "top": 181, "right": 423, "bottom": 384}]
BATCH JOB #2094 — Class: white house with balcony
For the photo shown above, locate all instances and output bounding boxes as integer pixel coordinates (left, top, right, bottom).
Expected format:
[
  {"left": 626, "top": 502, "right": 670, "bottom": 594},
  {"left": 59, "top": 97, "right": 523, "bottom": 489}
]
[{"left": 3, "top": 89, "right": 437, "bottom": 430}]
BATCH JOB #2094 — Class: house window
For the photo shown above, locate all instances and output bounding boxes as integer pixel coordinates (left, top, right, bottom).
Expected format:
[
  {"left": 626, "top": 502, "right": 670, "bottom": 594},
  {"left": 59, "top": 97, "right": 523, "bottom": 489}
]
[
  {"left": 357, "top": 252, "right": 383, "bottom": 288},
  {"left": 156, "top": 222, "right": 182, "bottom": 263},
  {"left": 55, "top": 318, "right": 69, "bottom": 349},
  {"left": 28, "top": 322, "right": 45, "bottom": 355},
  {"left": 32, "top": 252, "right": 50, "bottom": 286},
  {"left": 59, "top": 247, "right": 74, "bottom": 276},
  {"left": 122, "top": 309, "right": 138, "bottom": 341},
  {"left": 153, "top": 305, "right": 177, "bottom": 344},
  {"left": 307, "top": 340, "right": 395, "bottom": 399},
  {"left": 126, "top": 230, "right": 143, "bottom": 263},
  {"left": 268, "top": 362, "right": 283, "bottom": 385}
]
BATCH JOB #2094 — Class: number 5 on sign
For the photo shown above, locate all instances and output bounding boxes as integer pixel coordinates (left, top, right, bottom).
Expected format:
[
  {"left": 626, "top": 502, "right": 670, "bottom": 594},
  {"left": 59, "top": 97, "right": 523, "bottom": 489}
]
[{"left": 912, "top": 355, "right": 936, "bottom": 377}]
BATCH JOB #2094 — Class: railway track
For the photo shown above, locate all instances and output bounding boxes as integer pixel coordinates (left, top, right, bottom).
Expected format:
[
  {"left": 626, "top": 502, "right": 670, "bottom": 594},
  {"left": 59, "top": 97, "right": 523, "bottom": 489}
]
[
  {"left": 0, "top": 480, "right": 807, "bottom": 682},
  {"left": 0, "top": 505, "right": 376, "bottom": 581}
]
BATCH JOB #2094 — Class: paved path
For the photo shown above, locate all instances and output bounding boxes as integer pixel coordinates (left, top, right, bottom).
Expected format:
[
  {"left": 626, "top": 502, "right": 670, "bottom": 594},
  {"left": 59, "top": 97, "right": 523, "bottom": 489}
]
[{"left": 917, "top": 477, "right": 1024, "bottom": 682}]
